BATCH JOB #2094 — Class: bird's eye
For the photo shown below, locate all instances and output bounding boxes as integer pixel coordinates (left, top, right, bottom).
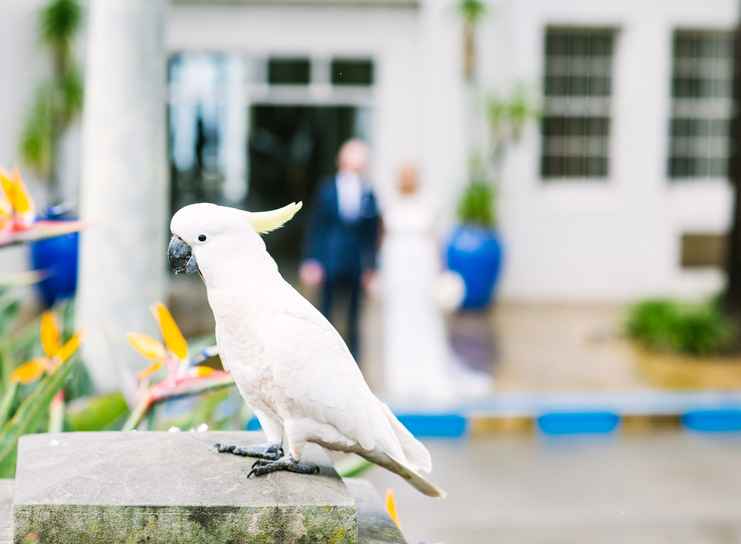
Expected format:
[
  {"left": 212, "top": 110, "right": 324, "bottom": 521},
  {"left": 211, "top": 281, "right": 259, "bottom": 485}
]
[{"left": 198, "top": 234, "right": 207, "bottom": 242}]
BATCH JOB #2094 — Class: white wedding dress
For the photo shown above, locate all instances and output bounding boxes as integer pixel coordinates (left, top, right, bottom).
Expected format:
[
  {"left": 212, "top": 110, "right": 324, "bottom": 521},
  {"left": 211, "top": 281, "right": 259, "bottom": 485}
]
[{"left": 380, "top": 196, "right": 490, "bottom": 407}]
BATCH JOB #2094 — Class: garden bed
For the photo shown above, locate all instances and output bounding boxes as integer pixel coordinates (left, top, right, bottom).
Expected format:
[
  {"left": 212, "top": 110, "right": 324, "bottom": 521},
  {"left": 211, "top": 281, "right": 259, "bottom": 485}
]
[{"left": 634, "top": 347, "right": 741, "bottom": 390}]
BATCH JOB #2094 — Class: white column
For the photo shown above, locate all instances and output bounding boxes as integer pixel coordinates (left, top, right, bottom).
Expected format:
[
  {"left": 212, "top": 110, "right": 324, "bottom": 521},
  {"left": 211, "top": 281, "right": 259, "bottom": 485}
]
[
  {"left": 419, "top": 0, "right": 467, "bottom": 222},
  {"left": 220, "top": 55, "right": 248, "bottom": 204},
  {"left": 77, "top": 0, "right": 168, "bottom": 392}
]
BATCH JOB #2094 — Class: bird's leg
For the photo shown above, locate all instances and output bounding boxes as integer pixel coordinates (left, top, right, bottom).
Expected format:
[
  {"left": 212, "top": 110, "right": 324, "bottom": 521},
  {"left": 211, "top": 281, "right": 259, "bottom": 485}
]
[
  {"left": 214, "top": 442, "right": 283, "bottom": 461},
  {"left": 247, "top": 455, "right": 320, "bottom": 478}
]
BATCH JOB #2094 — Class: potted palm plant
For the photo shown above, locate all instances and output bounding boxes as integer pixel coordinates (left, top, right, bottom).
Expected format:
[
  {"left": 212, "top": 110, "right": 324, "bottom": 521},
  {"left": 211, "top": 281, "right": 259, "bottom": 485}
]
[
  {"left": 447, "top": 176, "right": 501, "bottom": 309},
  {"left": 447, "top": 88, "right": 538, "bottom": 309}
]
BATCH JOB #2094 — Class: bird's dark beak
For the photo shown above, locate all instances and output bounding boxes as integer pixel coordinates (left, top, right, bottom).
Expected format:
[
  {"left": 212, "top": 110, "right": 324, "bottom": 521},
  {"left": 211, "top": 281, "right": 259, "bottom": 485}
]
[{"left": 168, "top": 235, "right": 198, "bottom": 275}]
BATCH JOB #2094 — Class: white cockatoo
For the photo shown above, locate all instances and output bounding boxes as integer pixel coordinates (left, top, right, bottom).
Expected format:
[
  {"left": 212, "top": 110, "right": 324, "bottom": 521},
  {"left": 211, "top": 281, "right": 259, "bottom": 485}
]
[{"left": 169, "top": 202, "right": 445, "bottom": 497}]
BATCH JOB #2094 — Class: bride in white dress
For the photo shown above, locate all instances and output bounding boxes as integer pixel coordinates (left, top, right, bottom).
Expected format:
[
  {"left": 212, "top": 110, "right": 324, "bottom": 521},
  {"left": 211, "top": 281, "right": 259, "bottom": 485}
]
[{"left": 380, "top": 165, "right": 490, "bottom": 407}]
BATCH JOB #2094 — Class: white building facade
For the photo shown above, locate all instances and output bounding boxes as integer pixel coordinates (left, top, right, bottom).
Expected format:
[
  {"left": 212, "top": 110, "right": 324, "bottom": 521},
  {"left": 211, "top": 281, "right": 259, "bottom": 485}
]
[{"left": 2, "top": 0, "right": 738, "bottom": 302}]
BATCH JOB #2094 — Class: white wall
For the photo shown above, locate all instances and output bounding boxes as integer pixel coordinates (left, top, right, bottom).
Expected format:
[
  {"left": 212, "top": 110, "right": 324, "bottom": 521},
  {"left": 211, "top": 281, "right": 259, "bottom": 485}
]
[{"left": 480, "top": 0, "right": 739, "bottom": 301}]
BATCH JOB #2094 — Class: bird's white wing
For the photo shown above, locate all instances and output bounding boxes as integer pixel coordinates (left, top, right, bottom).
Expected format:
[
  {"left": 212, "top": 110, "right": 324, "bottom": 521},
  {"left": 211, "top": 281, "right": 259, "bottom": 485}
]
[{"left": 269, "top": 296, "right": 404, "bottom": 460}]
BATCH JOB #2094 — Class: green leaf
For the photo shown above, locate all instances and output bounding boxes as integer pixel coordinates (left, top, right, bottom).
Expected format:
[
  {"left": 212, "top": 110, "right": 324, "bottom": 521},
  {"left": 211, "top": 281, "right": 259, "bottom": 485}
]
[
  {"left": 336, "top": 456, "right": 374, "bottom": 478},
  {"left": 48, "top": 394, "right": 64, "bottom": 433},
  {"left": 60, "top": 66, "right": 83, "bottom": 123},
  {"left": 0, "top": 358, "right": 79, "bottom": 478},
  {"left": 0, "top": 382, "right": 17, "bottom": 427},
  {"left": 65, "top": 392, "right": 129, "bottom": 431},
  {"left": 40, "top": 0, "right": 82, "bottom": 50},
  {"left": 20, "top": 84, "right": 54, "bottom": 178}
]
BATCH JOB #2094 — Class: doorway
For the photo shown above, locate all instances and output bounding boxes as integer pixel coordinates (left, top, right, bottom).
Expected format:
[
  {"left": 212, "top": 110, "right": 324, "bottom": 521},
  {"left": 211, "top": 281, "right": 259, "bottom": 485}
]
[{"left": 247, "top": 104, "right": 363, "bottom": 267}]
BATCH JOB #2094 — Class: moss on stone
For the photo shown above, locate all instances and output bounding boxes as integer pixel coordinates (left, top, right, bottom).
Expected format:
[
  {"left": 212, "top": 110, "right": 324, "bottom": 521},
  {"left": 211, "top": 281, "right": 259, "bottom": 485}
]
[{"left": 14, "top": 504, "right": 358, "bottom": 544}]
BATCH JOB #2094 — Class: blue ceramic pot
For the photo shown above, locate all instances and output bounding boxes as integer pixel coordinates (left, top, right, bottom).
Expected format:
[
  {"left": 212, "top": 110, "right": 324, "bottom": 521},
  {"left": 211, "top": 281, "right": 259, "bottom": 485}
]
[
  {"left": 446, "top": 225, "right": 503, "bottom": 310},
  {"left": 29, "top": 206, "right": 79, "bottom": 308}
]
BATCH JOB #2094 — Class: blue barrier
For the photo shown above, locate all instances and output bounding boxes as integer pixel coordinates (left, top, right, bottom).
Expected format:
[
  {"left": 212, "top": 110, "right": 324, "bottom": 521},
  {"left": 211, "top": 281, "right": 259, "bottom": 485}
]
[
  {"left": 537, "top": 411, "right": 620, "bottom": 436},
  {"left": 682, "top": 409, "right": 741, "bottom": 433},
  {"left": 396, "top": 413, "right": 468, "bottom": 439},
  {"left": 245, "top": 412, "right": 468, "bottom": 439}
]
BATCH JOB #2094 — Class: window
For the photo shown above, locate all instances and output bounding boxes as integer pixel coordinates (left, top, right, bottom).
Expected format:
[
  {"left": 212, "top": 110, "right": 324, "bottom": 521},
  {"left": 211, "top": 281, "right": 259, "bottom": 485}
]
[
  {"left": 331, "top": 59, "right": 374, "bottom": 86},
  {"left": 267, "top": 58, "right": 311, "bottom": 85},
  {"left": 669, "top": 31, "right": 733, "bottom": 179},
  {"left": 541, "top": 28, "right": 615, "bottom": 179},
  {"left": 680, "top": 232, "right": 726, "bottom": 268}
]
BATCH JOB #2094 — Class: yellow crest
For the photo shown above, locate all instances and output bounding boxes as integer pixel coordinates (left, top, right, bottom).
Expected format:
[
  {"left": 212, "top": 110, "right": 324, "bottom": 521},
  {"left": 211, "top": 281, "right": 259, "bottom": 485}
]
[{"left": 246, "top": 202, "right": 303, "bottom": 234}]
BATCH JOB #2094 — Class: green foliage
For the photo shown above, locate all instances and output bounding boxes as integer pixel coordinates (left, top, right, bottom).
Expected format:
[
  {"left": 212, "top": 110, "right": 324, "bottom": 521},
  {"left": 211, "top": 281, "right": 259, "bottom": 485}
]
[
  {"left": 458, "top": 0, "right": 487, "bottom": 24},
  {"left": 0, "top": 358, "right": 79, "bottom": 477},
  {"left": 487, "top": 87, "right": 540, "bottom": 144},
  {"left": 20, "top": 0, "right": 83, "bottom": 190},
  {"left": 156, "top": 389, "right": 235, "bottom": 432},
  {"left": 40, "top": 0, "right": 82, "bottom": 50},
  {"left": 65, "top": 392, "right": 129, "bottom": 431},
  {"left": 458, "top": 180, "right": 495, "bottom": 228},
  {"left": 626, "top": 298, "right": 734, "bottom": 357},
  {"left": 20, "top": 86, "right": 54, "bottom": 177}
]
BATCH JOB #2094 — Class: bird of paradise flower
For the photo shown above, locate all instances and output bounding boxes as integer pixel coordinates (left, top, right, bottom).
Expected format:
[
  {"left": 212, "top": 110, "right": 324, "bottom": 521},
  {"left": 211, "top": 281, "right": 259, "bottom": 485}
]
[
  {"left": 0, "top": 167, "right": 83, "bottom": 248},
  {"left": 123, "top": 303, "right": 232, "bottom": 431},
  {"left": 9, "top": 311, "right": 83, "bottom": 432},
  {"left": 10, "top": 312, "right": 81, "bottom": 385}
]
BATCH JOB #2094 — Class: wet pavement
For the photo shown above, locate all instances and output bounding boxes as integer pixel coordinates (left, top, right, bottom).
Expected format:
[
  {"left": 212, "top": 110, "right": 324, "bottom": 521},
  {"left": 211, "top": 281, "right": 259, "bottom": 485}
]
[
  {"left": 489, "top": 302, "right": 645, "bottom": 392},
  {"left": 365, "top": 432, "right": 741, "bottom": 544}
]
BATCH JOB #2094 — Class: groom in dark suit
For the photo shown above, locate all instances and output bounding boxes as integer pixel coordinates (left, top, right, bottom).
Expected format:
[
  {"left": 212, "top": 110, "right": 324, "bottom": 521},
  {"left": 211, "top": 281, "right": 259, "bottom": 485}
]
[{"left": 300, "top": 140, "right": 380, "bottom": 359}]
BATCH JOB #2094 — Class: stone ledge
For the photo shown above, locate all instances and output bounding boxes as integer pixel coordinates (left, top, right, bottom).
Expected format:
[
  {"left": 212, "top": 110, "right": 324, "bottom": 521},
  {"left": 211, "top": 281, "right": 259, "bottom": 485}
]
[
  {"left": 14, "top": 432, "right": 357, "bottom": 543},
  {"left": 0, "top": 480, "right": 11, "bottom": 544}
]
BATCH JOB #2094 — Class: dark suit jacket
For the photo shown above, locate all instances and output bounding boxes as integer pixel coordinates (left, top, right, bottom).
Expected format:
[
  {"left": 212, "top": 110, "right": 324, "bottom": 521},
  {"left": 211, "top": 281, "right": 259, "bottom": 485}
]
[{"left": 304, "top": 176, "right": 380, "bottom": 279}]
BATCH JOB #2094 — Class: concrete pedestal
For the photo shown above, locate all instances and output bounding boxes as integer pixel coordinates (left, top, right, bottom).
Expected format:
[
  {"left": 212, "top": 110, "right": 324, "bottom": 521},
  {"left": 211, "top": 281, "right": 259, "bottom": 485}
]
[{"left": 8, "top": 432, "right": 405, "bottom": 544}]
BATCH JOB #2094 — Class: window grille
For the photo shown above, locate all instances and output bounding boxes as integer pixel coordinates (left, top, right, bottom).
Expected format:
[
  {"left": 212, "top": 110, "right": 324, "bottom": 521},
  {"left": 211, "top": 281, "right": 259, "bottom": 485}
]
[
  {"left": 668, "top": 31, "right": 733, "bottom": 179},
  {"left": 541, "top": 28, "right": 615, "bottom": 179}
]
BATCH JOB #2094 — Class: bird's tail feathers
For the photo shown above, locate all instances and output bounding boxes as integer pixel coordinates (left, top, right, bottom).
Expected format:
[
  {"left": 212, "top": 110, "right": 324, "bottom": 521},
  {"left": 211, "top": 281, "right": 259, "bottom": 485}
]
[
  {"left": 363, "top": 449, "right": 446, "bottom": 498},
  {"left": 380, "top": 402, "right": 432, "bottom": 473}
]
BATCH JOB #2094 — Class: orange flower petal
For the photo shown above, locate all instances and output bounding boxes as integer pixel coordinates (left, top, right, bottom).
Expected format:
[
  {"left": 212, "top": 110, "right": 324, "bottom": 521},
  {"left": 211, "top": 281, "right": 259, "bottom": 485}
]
[
  {"left": 0, "top": 168, "right": 13, "bottom": 204},
  {"left": 151, "top": 303, "right": 188, "bottom": 361},
  {"left": 0, "top": 168, "right": 34, "bottom": 228},
  {"left": 10, "top": 358, "right": 47, "bottom": 384},
  {"left": 137, "top": 361, "right": 163, "bottom": 381},
  {"left": 0, "top": 175, "right": 11, "bottom": 218},
  {"left": 385, "top": 489, "right": 401, "bottom": 529},
  {"left": 127, "top": 332, "right": 167, "bottom": 362},
  {"left": 40, "top": 311, "right": 61, "bottom": 358},
  {"left": 55, "top": 332, "right": 83, "bottom": 364},
  {"left": 190, "top": 365, "right": 216, "bottom": 378},
  {"left": 9, "top": 168, "right": 33, "bottom": 213}
]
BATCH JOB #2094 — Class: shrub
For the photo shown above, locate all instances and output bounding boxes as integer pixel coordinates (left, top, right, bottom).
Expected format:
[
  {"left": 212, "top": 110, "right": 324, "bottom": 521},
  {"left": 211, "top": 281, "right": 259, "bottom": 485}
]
[{"left": 626, "top": 298, "right": 733, "bottom": 357}]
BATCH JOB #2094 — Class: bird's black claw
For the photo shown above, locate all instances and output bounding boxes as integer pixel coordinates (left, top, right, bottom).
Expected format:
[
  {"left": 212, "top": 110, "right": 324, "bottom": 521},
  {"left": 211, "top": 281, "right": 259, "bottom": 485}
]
[
  {"left": 214, "top": 442, "right": 283, "bottom": 460},
  {"left": 246, "top": 457, "right": 320, "bottom": 478}
]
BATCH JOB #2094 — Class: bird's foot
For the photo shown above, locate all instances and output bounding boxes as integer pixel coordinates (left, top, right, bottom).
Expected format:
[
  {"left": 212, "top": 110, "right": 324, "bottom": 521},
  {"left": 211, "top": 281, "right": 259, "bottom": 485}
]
[
  {"left": 247, "top": 456, "right": 320, "bottom": 478},
  {"left": 214, "top": 442, "right": 283, "bottom": 461}
]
